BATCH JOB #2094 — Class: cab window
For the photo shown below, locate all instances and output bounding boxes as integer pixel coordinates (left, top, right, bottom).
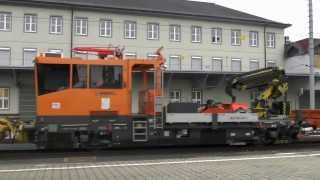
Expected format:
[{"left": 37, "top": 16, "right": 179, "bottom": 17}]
[
  {"left": 37, "top": 64, "right": 70, "bottom": 95},
  {"left": 90, "top": 65, "right": 122, "bottom": 89},
  {"left": 73, "top": 64, "right": 87, "bottom": 88}
]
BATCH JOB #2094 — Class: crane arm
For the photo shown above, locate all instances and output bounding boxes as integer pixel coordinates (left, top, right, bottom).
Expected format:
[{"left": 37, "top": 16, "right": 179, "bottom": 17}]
[{"left": 225, "top": 67, "right": 286, "bottom": 102}]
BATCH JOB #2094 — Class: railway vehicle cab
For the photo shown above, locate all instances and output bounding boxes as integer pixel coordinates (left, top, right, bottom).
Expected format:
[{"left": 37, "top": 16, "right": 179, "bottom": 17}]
[
  {"left": 34, "top": 48, "right": 164, "bottom": 148},
  {"left": 32, "top": 47, "right": 298, "bottom": 149}
]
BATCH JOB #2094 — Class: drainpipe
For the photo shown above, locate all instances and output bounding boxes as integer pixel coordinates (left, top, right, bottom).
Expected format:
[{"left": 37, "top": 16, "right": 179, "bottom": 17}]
[
  {"left": 70, "top": 8, "right": 74, "bottom": 58},
  {"left": 263, "top": 24, "right": 267, "bottom": 68}
]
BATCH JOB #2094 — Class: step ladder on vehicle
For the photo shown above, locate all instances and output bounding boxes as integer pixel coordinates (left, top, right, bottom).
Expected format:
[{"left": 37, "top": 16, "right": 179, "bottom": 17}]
[
  {"left": 154, "top": 96, "right": 164, "bottom": 129},
  {"left": 132, "top": 120, "right": 148, "bottom": 142}
]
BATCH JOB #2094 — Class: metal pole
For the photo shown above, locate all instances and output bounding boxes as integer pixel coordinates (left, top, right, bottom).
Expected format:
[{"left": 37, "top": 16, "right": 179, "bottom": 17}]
[
  {"left": 309, "top": 0, "right": 315, "bottom": 109},
  {"left": 264, "top": 25, "right": 267, "bottom": 68}
]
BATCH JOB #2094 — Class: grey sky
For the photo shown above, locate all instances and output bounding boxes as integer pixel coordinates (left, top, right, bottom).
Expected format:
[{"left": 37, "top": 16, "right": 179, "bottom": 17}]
[{"left": 194, "top": 0, "right": 320, "bottom": 41}]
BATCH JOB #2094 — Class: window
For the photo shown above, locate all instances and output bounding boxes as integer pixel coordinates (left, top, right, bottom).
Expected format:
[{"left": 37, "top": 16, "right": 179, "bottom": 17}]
[
  {"left": 124, "top": 21, "right": 136, "bottom": 39},
  {"left": 73, "top": 64, "right": 87, "bottom": 88},
  {"left": 267, "top": 61, "right": 277, "bottom": 67},
  {"left": 0, "top": 12, "right": 11, "bottom": 31},
  {"left": 169, "top": 55, "right": 181, "bottom": 71},
  {"left": 0, "top": 47, "right": 10, "bottom": 66},
  {"left": 212, "top": 28, "right": 222, "bottom": 44},
  {"left": 250, "top": 90, "right": 260, "bottom": 101},
  {"left": 267, "top": 32, "right": 275, "bottom": 48},
  {"left": 124, "top": 52, "right": 137, "bottom": 59},
  {"left": 49, "top": 16, "right": 63, "bottom": 34},
  {"left": 191, "top": 56, "right": 202, "bottom": 71},
  {"left": 0, "top": 88, "right": 9, "bottom": 110},
  {"left": 231, "top": 58, "right": 241, "bottom": 72},
  {"left": 169, "top": 90, "right": 181, "bottom": 103},
  {"left": 249, "top": 31, "right": 258, "bottom": 47},
  {"left": 90, "top": 65, "right": 122, "bottom": 89},
  {"left": 249, "top": 60, "right": 259, "bottom": 71},
  {"left": 74, "top": 52, "right": 88, "bottom": 59},
  {"left": 23, "top": 48, "right": 37, "bottom": 66},
  {"left": 37, "top": 64, "right": 70, "bottom": 95},
  {"left": 24, "top": 14, "right": 37, "bottom": 33},
  {"left": 99, "top": 19, "right": 112, "bottom": 37},
  {"left": 169, "top": 25, "right": 181, "bottom": 42},
  {"left": 74, "top": 17, "right": 88, "bottom": 36},
  {"left": 147, "top": 54, "right": 159, "bottom": 60},
  {"left": 191, "top": 26, "right": 201, "bottom": 43},
  {"left": 191, "top": 89, "right": 202, "bottom": 104},
  {"left": 231, "top": 30, "right": 241, "bottom": 46},
  {"left": 147, "top": 23, "right": 159, "bottom": 40},
  {"left": 212, "top": 57, "right": 223, "bottom": 72},
  {"left": 48, "top": 49, "right": 63, "bottom": 54}
]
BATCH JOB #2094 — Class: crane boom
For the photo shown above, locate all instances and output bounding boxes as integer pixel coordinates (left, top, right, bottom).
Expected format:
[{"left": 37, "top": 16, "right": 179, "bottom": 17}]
[
  {"left": 225, "top": 67, "right": 288, "bottom": 119},
  {"left": 225, "top": 67, "right": 286, "bottom": 102}
]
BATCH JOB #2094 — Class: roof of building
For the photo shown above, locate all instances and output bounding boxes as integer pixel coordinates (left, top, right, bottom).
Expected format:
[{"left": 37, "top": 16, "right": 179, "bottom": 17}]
[
  {"left": 285, "top": 38, "right": 320, "bottom": 57},
  {"left": 1, "top": 0, "right": 290, "bottom": 28}
]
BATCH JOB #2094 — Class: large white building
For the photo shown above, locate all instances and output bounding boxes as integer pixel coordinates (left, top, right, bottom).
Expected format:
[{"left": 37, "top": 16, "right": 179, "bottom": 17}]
[{"left": 0, "top": 0, "right": 291, "bottom": 121}]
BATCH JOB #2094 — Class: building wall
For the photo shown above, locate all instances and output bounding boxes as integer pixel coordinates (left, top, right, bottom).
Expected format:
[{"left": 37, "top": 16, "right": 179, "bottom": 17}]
[
  {"left": 0, "top": 5, "right": 285, "bottom": 70},
  {"left": 73, "top": 10, "right": 284, "bottom": 72},
  {"left": 0, "top": 5, "right": 72, "bottom": 67},
  {"left": 0, "top": 71, "right": 19, "bottom": 114},
  {"left": 285, "top": 54, "right": 320, "bottom": 75},
  {"left": 0, "top": 4, "right": 287, "bottom": 117}
]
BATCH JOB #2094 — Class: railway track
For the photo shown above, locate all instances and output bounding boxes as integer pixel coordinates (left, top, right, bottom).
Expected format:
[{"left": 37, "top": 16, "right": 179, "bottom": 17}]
[{"left": 1, "top": 142, "right": 320, "bottom": 164}]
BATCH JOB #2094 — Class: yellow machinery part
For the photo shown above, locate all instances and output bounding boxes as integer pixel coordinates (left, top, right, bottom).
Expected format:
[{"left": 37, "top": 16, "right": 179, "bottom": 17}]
[
  {"left": 0, "top": 117, "right": 28, "bottom": 143},
  {"left": 253, "top": 80, "right": 288, "bottom": 119}
]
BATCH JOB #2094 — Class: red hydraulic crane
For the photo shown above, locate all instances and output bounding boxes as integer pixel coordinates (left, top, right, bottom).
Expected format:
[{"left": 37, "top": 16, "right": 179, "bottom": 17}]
[{"left": 72, "top": 47, "right": 124, "bottom": 59}]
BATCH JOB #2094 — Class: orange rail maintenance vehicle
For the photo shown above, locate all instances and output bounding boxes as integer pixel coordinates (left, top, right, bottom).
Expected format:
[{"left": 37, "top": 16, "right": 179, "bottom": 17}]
[{"left": 0, "top": 47, "right": 302, "bottom": 149}]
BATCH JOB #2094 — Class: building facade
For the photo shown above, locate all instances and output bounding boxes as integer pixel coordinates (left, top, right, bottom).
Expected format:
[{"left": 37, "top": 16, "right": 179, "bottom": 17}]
[
  {"left": 285, "top": 39, "right": 320, "bottom": 109},
  {"left": 0, "top": 0, "right": 290, "bottom": 120}
]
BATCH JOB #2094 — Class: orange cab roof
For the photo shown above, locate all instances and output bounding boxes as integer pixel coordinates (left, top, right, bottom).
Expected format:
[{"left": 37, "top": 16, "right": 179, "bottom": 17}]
[{"left": 35, "top": 56, "right": 164, "bottom": 67}]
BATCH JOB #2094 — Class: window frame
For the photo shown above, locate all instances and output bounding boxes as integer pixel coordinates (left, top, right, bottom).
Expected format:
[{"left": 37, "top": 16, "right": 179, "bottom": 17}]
[
  {"left": 74, "top": 17, "right": 88, "bottom": 36},
  {"left": 249, "top": 31, "right": 259, "bottom": 47},
  {"left": 267, "top": 32, "right": 276, "bottom": 48},
  {"left": 249, "top": 59, "right": 259, "bottom": 71},
  {"left": 212, "top": 28, "right": 222, "bottom": 44},
  {"left": 231, "top": 29, "right": 241, "bottom": 46},
  {"left": 191, "top": 56, "right": 202, "bottom": 71},
  {"left": 231, "top": 58, "right": 242, "bottom": 72},
  {"left": 0, "top": 47, "right": 11, "bottom": 66},
  {"left": 191, "top": 88, "right": 202, "bottom": 104},
  {"left": 48, "top": 49, "right": 63, "bottom": 54},
  {"left": 169, "top": 89, "right": 181, "bottom": 103},
  {"left": 23, "top": 48, "right": 37, "bottom": 66},
  {"left": 37, "top": 64, "right": 71, "bottom": 95},
  {"left": 169, "top": 24, "right": 181, "bottom": 42},
  {"left": 0, "top": 88, "right": 9, "bottom": 110},
  {"left": 212, "top": 57, "right": 223, "bottom": 72},
  {"left": 147, "top": 23, "right": 159, "bottom": 40},
  {"left": 0, "top": 12, "right": 11, "bottom": 32},
  {"left": 169, "top": 55, "right": 181, "bottom": 71},
  {"left": 24, "top": 14, "right": 37, "bottom": 33},
  {"left": 267, "top": 60, "right": 277, "bottom": 67},
  {"left": 147, "top": 53, "right": 159, "bottom": 60},
  {"left": 49, "top": 16, "right": 63, "bottom": 34},
  {"left": 99, "top": 19, "right": 112, "bottom": 38},
  {"left": 124, "top": 21, "right": 137, "bottom": 39},
  {"left": 89, "top": 65, "right": 123, "bottom": 89},
  {"left": 191, "top": 26, "right": 202, "bottom": 43},
  {"left": 72, "top": 64, "right": 88, "bottom": 89},
  {"left": 124, "top": 52, "right": 137, "bottom": 59}
]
